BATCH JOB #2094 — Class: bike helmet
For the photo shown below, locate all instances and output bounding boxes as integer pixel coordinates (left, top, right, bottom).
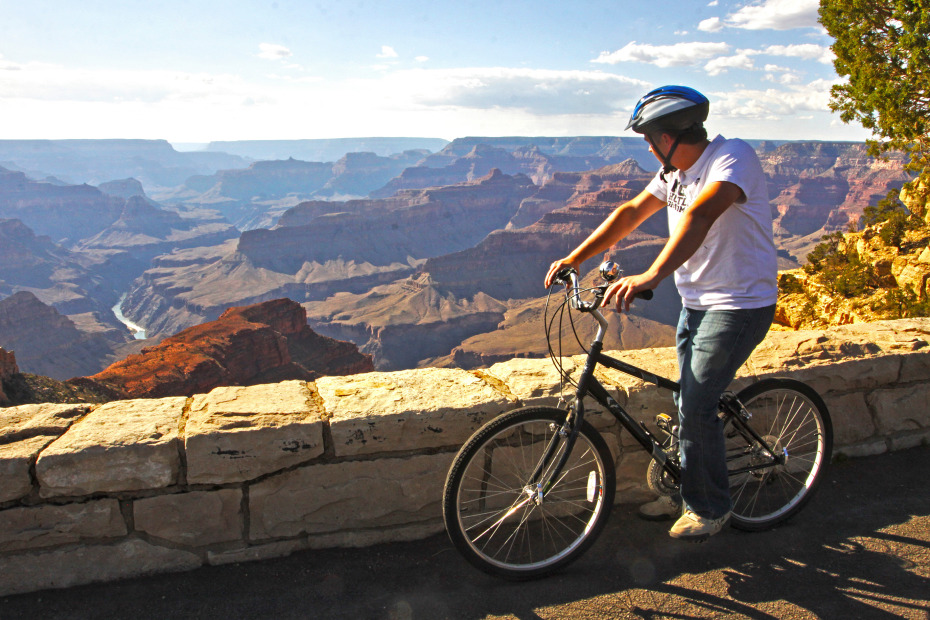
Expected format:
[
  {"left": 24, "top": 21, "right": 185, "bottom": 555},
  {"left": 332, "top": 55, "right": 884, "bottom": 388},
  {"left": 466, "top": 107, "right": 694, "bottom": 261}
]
[
  {"left": 626, "top": 85, "right": 709, "bottom": 176},
  {"left": 626, "top": 85, "right": 709, "bottom": 134}
]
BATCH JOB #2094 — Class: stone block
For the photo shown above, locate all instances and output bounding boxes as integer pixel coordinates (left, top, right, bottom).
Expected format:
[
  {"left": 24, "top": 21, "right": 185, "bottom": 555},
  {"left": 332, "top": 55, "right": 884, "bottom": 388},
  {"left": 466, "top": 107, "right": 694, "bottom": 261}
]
[
  {"left": 0, "top": 499, "right": 126, "bottom": 552},
  {"left": 0, "top": 404, "right": 91, "bottom": 503},
  {"left": 249, "top": 452, "right": 454, "bottom": 540},
  {"left": 897, "top": 351, "right": 930, "bottom": 384},
  {"left": 317, "top": 368, "right": 510, "bottom": 457},
  {"left": 485, "top": 357, "right": 578, "bottom": 407},
  {"left": 207, "top": 539, "right": 306, "bottom": 566},
  {"left": 825, "top": 392, "right": 876, "bottom": 446},
  {"left": 788, "top": 357, "right": 901, "bottom": 395},
  {"left": 869, "top": 384, "right": 930, "bottom": 433},
  {"left": 0, "top": 436, "right": 54, "bottom": 503},
  {"left": 186, "top": 382, "right": 324, "bottom": 485},
  {"left": 0, "top": 403, "right": 88, "bottom": 444},
  {"left": 889, "top": 428, "right": 930, "bottom": 451},
  {"left": 0, "top": 539, "right": 201, "bottom": 596},
  {"left": 134, "top": 489, "right": 242, "bottom": 546},
  {"left": 834, "top": 439, "right": 888, "bottom": 459},
  {"left": 36, "top": 397, "right": 186, "bottom": 497}
]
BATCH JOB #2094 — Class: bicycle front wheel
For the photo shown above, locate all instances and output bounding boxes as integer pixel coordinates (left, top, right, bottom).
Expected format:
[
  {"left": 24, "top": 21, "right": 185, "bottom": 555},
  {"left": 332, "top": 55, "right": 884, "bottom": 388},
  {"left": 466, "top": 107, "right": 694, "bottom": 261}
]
[
  {"left": 442, "top": 407, "right": 616, "bottom": 580},
  {"left": 727, "top": 378, "right": 833, "bottom": 531}
]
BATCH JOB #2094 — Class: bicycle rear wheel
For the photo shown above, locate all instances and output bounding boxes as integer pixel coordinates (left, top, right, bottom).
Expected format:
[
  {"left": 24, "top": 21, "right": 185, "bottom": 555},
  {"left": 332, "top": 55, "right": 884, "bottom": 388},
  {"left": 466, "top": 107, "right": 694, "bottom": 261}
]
[
  {"left": 726, "top": 378, "right": 832, "bottom": 531},
  {"left": 442, "top": 407, "right": 615, "bottom": 580}
]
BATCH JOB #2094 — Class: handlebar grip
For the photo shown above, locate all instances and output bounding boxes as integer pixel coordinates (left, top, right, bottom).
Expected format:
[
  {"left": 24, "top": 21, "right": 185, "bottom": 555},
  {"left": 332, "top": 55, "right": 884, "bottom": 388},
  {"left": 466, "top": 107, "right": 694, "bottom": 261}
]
[
  {"left": 636, "top": 289, "right": 654, "bottom": 301},
  {"left": 553, "top": 266, "right": 577, "bottom": 284}
]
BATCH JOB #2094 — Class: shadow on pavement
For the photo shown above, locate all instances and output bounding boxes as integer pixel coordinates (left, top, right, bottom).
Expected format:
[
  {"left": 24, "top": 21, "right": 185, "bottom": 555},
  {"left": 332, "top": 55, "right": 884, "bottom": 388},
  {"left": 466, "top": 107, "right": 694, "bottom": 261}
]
[{"left": 1, "top": 446, "right": 928, "bottom": 619}]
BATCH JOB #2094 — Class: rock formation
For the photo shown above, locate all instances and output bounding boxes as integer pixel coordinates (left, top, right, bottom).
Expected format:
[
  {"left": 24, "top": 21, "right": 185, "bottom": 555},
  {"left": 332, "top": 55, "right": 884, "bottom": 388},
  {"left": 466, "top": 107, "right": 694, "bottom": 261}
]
[
  {"left": 155, "top": 151, "right": 431, "bottom": 230},
  {"left": 75, "top": 195, "right": 238, "bottom": 262},
  {"left": 121, "top": 169, "right": 538, "bottom": 339},
  {"left": 0, "top": 292, "right": 130, "bottom": 380},
  {"left": 775, "top": 182, "right": 930, "bottom": 329},
  {"left": 0, "top": 347, "right": 17, "bottom": 405},
  {"left": 0, "top": 139, "right": 246, "bottom": 189},
  {"left": 85, "top": 298, "right": 373, "bottom": 398}
]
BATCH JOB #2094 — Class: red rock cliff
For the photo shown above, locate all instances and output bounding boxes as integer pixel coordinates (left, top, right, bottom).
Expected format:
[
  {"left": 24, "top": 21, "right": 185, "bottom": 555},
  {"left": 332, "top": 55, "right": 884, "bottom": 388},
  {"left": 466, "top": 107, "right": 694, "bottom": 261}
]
[{"left": 86, "top": 298, "right": 373, "bottom": 398}]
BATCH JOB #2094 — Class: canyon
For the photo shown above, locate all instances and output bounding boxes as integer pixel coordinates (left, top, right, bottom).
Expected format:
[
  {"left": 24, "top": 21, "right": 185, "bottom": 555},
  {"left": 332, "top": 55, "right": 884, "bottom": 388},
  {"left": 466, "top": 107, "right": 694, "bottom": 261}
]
[{"left": 0, "top": 138, "right": 913, "bottom": 381}]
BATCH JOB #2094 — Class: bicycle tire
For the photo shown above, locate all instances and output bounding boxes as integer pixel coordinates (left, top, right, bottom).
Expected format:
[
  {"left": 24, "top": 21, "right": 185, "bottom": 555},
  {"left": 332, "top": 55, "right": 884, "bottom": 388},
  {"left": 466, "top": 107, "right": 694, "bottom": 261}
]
[
  {"left": 443, "top": 406, "right": 616, "bottom": 579},
  {"left": 726, "top": 378, "right": 833, "bottom": 531}
]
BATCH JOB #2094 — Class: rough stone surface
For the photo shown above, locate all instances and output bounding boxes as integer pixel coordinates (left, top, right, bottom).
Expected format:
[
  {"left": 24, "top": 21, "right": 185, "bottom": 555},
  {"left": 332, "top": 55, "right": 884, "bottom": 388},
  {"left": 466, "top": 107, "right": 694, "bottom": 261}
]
[
  {"left": 133, "top": 489, "right": 242, "bottom": 546},
  {"left": 869, "top": 384, "right": 930, "bottom": 434},
  {"left": 317, "top": 368, "right": 511, "bottom": 456},
  {"left": 35, "top": 397, "right": 186, "bottom": 497},
  {"left": 0, "top": 499, "right": 126, "bottom": 552},
  {"left": 827, "top": 392, "right": 876, "bottom": 446},
  {"left": 484, "top": 357, "right": 578, "bottom": 407},
  {"left": 0, "top": 538, "right": 201, "bottom": 596},
  {"left": 249, "top": 452, "right": 454, "bottom": 540},
  {"left": 0, "top": 404, "right": 90, "bottom": 502},
  {"left": 0, "top": 403, "right": 89, "bottom": 445},
  {"left": 185, "top": 381, "right": 324, "bottom": 485},
  {"left": 0, "top": 436, "right": 57, "bottom": 503}
]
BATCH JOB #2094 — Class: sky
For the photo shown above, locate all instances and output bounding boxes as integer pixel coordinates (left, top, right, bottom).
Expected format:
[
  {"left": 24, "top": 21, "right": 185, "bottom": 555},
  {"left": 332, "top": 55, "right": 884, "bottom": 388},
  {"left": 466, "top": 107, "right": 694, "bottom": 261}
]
[{"left": 0, "top": 0, "right": 872, "bottom": 146}]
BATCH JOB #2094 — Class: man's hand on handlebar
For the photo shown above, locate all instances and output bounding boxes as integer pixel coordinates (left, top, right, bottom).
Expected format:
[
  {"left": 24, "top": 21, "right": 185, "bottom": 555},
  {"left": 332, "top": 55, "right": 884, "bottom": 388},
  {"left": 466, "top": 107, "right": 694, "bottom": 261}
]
[
  {"left": 544, "top": 258, "right": 580, "bottom": 288},
  {"left": 602, "top": 272, "right": 657, "bottom": 313}
]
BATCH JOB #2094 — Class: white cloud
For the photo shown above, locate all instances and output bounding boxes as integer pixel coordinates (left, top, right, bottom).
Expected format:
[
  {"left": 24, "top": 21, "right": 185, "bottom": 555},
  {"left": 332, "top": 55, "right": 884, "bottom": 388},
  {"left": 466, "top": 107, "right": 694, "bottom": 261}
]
[
  {"left": 761, "top": 43, "right": 835, "bottom": 64},
  {"left": 725, "top": 0, "right": 821, "bottom": 30},
  {"left": 377, "top": 46, "right": 399, "bottom": 59},
  {"left": 712, "top": 78, "right": 837, "bottom": 122},
  {"left": 698, "top": 17, "right": 724, "bottom": 32},
  {"left": 257, "top": 43, "right": 292, "bottom": 60},
  {"left": 415, "top": 56, "right": 429, "bottom": 63},
  {"left": 593, "top": 41, "right": 729, "bottom": 68},
  {"left": 393, "top": 67, "right": 649, "bottom": 115},
  {"left": 708, "top": 0, "right": 719, "bottom": 5},
  {"left": 705, "top": 53, "right": 755, "bottom": 76}
]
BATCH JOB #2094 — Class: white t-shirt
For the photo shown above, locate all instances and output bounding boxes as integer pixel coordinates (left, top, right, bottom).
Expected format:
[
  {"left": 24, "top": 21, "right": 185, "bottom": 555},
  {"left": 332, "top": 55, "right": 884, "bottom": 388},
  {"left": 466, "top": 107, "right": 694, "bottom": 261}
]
[{"left": 645, "top": 135, "right": 777, "bottom": 311}]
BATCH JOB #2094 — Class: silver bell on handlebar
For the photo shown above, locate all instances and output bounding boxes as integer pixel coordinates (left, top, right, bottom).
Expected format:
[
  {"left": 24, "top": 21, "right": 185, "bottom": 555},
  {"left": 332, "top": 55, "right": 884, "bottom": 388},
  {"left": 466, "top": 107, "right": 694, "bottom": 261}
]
[{"left": 599, "top": 261, "right": 622, "bottom": 283}]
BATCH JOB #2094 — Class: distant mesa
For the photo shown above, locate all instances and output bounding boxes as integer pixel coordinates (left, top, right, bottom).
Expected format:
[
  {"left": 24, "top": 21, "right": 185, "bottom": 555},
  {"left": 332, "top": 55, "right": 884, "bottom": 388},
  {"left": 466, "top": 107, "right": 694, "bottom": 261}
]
[{"left": 83, "top": 298, "right": 373, "bottom": 399}]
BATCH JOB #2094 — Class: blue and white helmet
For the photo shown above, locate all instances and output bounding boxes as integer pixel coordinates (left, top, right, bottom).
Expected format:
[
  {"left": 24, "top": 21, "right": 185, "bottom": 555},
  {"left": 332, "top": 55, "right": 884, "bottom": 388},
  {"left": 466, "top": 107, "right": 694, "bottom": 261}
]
[{"left": 626, "top": 85, "right": 709, "bottom": 134}]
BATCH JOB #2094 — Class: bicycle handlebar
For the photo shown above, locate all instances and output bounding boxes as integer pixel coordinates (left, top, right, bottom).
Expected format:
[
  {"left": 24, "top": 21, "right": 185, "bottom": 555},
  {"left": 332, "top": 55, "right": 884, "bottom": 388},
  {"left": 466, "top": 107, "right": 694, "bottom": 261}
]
[{"left": 553, "top": 266, "right": 653, "bottom": 310}]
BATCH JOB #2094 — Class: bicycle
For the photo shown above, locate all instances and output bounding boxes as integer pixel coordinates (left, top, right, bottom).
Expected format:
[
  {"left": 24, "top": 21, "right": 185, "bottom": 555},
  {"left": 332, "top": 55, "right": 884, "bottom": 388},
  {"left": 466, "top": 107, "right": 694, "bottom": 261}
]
[{"left": 442, "top": 262, "right": 833, "bottom": 579}]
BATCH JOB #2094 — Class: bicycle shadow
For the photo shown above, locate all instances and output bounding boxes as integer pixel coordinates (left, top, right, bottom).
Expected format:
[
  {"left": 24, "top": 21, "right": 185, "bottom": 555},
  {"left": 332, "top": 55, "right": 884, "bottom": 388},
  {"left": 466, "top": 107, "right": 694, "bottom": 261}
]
[
  {"left": 0, "top": 448, "right": 927, "bottom": 620},
  {"left": 444, "top": 446, "right": 930, "bottom": 620}
]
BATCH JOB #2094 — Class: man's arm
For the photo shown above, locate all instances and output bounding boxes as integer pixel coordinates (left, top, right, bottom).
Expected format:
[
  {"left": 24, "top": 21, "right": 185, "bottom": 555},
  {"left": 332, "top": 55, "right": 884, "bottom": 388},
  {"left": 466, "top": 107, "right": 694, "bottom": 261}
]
[
  {"left": 544, "top": 188, "right": 665, "bottom": 287},
  {"left": 603, "top": 180, "right": 744, "bottom": 311}
]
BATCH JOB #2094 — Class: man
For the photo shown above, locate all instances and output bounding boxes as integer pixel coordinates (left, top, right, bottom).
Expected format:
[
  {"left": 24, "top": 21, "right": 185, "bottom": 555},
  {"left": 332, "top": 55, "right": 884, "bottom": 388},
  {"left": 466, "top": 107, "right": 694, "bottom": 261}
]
[{"left": 544, "top": 85, "right": 777, "bottom": 542}]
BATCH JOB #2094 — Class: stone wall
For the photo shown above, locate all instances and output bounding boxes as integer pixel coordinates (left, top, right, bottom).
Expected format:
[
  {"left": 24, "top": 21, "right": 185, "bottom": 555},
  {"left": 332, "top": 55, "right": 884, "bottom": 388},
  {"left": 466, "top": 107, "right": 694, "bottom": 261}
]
[{"left": 2, "top": 319, "right": 930, "bottom": 596}]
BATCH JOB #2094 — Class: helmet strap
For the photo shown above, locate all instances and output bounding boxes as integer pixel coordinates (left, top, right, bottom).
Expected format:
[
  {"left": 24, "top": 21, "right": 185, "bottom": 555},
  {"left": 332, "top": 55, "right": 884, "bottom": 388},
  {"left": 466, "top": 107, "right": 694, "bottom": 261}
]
[{"left": 648, "top": 133, "right": 683, "bottom": 181}]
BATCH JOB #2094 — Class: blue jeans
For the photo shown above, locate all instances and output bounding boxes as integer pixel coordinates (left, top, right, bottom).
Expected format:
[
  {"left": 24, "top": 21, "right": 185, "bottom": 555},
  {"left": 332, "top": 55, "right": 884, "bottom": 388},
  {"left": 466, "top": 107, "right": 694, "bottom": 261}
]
[{"left": 674, "top": 305, "right": 775, "bottom": 519}]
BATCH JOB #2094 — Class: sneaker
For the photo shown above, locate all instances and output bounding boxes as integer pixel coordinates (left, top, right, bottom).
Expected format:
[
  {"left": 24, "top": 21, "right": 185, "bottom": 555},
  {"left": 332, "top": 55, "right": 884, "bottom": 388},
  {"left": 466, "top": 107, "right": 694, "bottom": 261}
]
[
  {"left": 669, "top": 510, "right": 731, "bottom": 542},
  {"left": 637, "top": 495, "right": 682, "bottom": 521}
]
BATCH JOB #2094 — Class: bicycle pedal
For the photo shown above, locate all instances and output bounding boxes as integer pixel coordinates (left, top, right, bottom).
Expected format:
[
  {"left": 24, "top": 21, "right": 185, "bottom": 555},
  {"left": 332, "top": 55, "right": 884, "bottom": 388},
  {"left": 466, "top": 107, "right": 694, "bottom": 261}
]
[{"left": 655, "top": 413, "right": 673, "bottom": 433}]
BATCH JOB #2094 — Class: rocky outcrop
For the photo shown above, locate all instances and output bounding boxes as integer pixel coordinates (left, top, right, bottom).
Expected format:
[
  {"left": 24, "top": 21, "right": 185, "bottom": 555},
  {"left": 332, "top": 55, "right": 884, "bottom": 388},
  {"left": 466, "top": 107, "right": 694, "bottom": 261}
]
[
  {"left": 0, "top": 320, "right": 928, "bottom": 595},
  {"left": 371, "top": 138, "right": 656, "bottom": 198},
  {"left": 158, "top": 151, "right": 431, "bottom": 230},
  {"left": 0, "top": 348, "right": 17, "bottom": 405},
  {"left": 86, "top": 298, "right": 372, "bottom": 398},
  {"left": 75, "top": 195, "right": 237, "bottom": 262},
  {"left": 775, "top": 180, "right": 930, "bottom": 330},
  {"left": 0, "top": 167, "right": 125, "bottom": 245},
  {"left": 238, "top": 168, "right": 537, "bottom": 271},
  {"left": 0, "top": 292, "right": 129, "bottom": 380}
]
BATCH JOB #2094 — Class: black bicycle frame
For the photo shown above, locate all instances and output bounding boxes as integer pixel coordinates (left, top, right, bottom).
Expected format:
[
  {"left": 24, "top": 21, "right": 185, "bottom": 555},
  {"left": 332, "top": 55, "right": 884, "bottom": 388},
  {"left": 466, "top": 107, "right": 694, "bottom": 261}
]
[{"left": 531, "top": 270, "right": 784, "bottom": 499}]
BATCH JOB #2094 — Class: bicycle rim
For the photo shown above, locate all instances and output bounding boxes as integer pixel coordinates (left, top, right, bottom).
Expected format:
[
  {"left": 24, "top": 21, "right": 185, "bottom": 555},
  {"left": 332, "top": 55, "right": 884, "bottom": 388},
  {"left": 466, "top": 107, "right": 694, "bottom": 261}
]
[
  {"left": 727, "top": 379, "right": 832, "bottom": 530},
  {"left": 444, "top": 408, "right": 615, "bottom": 578}
]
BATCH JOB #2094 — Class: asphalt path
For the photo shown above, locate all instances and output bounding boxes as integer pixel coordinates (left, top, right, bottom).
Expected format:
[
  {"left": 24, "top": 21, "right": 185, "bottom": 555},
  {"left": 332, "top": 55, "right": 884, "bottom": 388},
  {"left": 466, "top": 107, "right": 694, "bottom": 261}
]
[{"left": 2, "top": 446, "right": 928, "bottom": 619}]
